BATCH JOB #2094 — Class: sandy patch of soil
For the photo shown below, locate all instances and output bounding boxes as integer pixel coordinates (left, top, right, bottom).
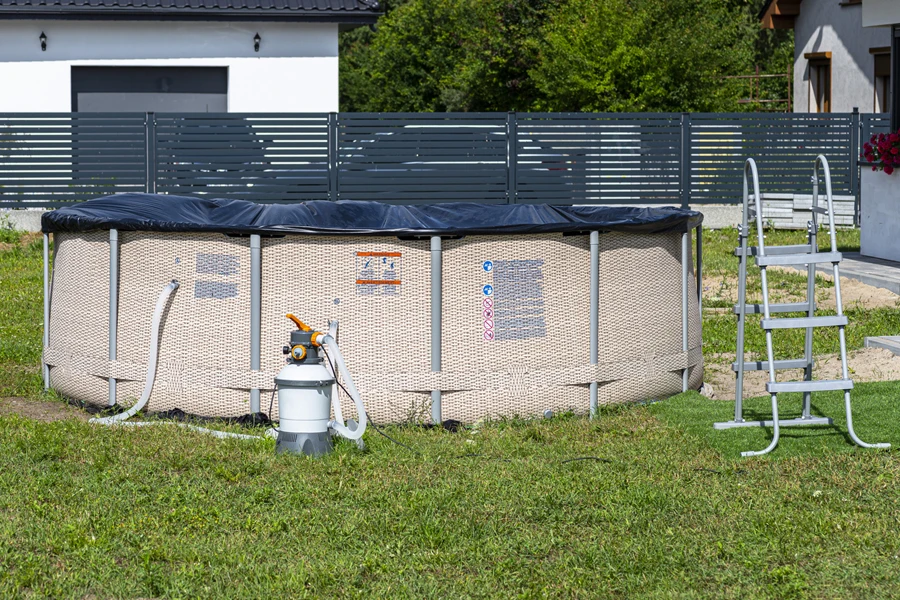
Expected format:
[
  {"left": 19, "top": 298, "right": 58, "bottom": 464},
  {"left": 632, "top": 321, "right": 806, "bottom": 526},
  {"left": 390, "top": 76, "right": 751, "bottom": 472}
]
[
  {"left": 0, "top": 232, "right": 41, "bottom": 252},
  {"left": 702, "top": 347, "right": 900, "bottom": 400},
  {"left": 704, "top": 270, "right": 899, "bottom": 312},
  {"left": 0, "top": 397, "right": 90, "bottom": 422}
]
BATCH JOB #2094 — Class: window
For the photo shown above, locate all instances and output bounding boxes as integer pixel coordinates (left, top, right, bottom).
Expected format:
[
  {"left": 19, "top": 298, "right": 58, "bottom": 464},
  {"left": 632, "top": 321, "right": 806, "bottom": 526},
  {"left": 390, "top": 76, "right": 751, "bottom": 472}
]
[
  {"left": 804, "top": 52, "right": 832, "bottom": 113},
  {"left": 873, "top": 51, "right": 891, "bottom": 113}
]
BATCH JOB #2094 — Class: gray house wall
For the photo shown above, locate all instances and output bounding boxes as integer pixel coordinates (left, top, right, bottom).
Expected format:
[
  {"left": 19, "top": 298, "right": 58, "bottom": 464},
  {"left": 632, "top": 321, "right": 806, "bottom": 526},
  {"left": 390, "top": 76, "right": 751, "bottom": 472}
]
[{"left": 793, "top": 0, "right": 891, "bottom": 113}]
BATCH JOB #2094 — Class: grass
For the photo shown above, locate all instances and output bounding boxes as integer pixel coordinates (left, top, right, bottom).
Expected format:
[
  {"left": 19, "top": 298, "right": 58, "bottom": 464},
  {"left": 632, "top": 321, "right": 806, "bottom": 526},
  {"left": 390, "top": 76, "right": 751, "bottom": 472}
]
[
  {"left": 1, "top": 229, "right": 900, "bottom": 597},
  {"left": 699, "top": 227, "right": 900, "bottom": 362}
]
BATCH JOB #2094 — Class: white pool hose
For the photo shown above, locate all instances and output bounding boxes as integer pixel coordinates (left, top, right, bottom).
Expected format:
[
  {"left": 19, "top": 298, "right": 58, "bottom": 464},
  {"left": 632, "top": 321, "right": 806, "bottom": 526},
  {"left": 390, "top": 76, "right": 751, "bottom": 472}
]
[
  {"left": 322, "top": 333, "right": 367, "bottom": 441},
  {"left": 89, "top": 279, "right": 269, "bottom": 443},
  {"left": 90, "top": 280, "right": 179, "bottom": 425}
]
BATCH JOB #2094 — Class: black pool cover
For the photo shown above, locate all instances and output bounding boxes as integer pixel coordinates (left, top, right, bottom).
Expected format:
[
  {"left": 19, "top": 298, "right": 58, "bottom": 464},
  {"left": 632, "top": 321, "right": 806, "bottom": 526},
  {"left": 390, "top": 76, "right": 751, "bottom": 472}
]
[{"left": 42, "top": 193, "right": 703, "bottom": 236}]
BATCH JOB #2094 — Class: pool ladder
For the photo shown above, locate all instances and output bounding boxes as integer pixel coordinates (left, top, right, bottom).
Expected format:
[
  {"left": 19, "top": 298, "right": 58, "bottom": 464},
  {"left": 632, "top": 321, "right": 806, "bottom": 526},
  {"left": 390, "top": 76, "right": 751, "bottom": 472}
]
[{"left": 713, "top": 156, "right": 890, "bottom": 456}]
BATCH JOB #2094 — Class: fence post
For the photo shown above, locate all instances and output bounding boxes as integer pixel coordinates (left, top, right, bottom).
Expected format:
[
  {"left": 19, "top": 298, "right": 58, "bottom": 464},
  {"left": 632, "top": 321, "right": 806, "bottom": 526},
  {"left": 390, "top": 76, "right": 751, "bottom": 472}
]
[
  {"left": 328, "top": 112, "right": 339, "bottom": 201},
  {"left": 144, "top": 112, "right": 157, "bottom": 194},
  {"left": 850, "top": 107, "right": 861, "bottom": 226},
  {"left": 680, "top": 113, "right": 691, "bottom": 209},
  {"left": 507, "top": 112, "right": 518, "bottom": 204}
]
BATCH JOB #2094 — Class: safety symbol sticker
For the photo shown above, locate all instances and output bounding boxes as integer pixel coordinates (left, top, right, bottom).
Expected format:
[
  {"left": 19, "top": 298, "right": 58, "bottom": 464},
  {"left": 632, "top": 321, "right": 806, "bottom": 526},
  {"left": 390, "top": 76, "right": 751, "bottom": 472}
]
[
  {"left": 483, "top": 260, "right": 493, "bottom": 273},
  {"left": 483, "top": 330, "right": 495, "bottom": 341},
  {"left": 356, "top": 251, "right": 402, "bottom": 296},
  {"left": 483, "top": 297, "right": 493, "bottom": 309},
  {"left": 483, "top": 308, "right": 494, "bottom": 319},
  {"left": 482, "top": 284, "right": 493, "bottom": 296}
]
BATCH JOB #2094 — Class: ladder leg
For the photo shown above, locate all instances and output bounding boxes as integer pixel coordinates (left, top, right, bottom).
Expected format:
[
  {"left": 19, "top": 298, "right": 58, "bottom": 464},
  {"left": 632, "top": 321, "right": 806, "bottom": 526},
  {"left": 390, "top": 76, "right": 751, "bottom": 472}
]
[
  {"left": 741, "top": 191, "right": 783, "bottom": 457},
  {"left": 802, "top": 222, "right": 815, "bottom": 419},
  {"left": 742, "top": 393, "right": 781, "bottom": 457},
  {"left": 843, "top": 390, "right": 890, "bottom": 448},
  {"left": 734, "top": 226, "right": 749, "bottom": 423},
  {"left": 742, "top": 275, "right": 783, "bottom": 456},
  {"left": 833, "top": 262, "right": 890, "bottom": 449}
]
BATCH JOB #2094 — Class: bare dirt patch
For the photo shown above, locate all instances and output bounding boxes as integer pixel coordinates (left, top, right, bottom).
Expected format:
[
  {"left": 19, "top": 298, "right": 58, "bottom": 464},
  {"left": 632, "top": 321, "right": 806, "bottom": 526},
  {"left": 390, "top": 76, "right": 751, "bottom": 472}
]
[
  {"left": 702, "top": 347, "right": 900, "bottom": 400},
  {"left": 0, "top": 397, "right": 90, "bottom": 422},
  {"left": 0, "top": 232, "right": 41, "bottom": 252},
  {"left": 704, "top": 270, "right": 899, "bottom": 312}
]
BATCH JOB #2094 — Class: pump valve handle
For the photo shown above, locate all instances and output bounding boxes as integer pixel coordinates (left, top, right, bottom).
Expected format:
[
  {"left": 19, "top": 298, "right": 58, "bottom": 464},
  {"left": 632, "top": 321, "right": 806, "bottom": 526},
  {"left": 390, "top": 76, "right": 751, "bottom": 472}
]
[{"left": 286, "top": 313, "right": 311, "bottom": 332}]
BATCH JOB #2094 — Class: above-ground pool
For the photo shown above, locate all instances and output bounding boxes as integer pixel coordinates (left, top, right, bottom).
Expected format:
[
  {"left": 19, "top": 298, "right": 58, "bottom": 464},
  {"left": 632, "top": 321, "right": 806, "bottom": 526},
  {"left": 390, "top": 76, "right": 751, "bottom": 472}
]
[{"left": 41, "top": 195, "right": 703, "bottom": 424}]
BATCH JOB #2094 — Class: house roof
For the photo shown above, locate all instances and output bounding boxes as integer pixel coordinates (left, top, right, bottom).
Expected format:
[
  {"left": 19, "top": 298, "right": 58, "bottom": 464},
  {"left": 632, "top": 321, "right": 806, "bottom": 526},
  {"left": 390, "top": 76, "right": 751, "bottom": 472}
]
[
  {"left": 0, "top": 0, "right": 382, "bottom": 22},
  {"left": 759, "top": 0, "right": 801, "bottom": 29}
]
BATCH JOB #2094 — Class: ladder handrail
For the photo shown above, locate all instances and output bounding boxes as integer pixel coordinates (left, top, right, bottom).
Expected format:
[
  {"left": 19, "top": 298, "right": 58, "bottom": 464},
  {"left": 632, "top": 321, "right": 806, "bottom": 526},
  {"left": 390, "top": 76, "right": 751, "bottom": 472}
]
[{"left": 812, "top": 155, "right": 838, "bottom": 253}]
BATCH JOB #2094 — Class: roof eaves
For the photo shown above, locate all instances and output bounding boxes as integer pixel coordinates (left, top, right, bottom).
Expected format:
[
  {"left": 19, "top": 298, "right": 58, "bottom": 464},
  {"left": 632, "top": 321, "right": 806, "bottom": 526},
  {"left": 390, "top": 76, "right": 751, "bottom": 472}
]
[{"left": 0, "top": 8, "right": 381, "bottom": 22}]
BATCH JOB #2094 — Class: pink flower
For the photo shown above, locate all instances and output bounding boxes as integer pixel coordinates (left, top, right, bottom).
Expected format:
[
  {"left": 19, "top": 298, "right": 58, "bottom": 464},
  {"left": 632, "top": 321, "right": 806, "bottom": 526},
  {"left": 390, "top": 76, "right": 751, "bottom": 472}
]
[
  {"left": 893, "top": 148, "right": 899, "bottom": 155},
  {"left": 885, "top": 166, "right": 894, "bottom": 175},
  {"left": 864, "top": 142, "right": 873, "bottom": 152},
  {"left": 873, "top": 166, "right": 878, "bottom": 171},
  {"left": 891, "top": 133, "right": 900, "bottom": 143}
]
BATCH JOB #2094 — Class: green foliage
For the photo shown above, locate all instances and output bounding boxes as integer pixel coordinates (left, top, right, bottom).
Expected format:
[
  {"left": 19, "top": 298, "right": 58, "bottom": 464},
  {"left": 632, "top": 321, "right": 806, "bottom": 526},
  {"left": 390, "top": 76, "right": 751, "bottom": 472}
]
[
  {"left": 340, "top": 0, "right": 790, "bottom": 112},
  {"left": 340, "top": 0, "right": 553, "bottom": 112}
]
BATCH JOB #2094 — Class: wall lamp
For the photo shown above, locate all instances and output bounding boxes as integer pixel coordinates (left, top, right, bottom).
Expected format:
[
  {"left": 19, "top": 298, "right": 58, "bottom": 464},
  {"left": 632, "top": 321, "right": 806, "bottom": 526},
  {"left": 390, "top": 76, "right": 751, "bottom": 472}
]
[
  {"left": 39, "top": 31, "right": 47, "bottom": 52},
  {"left": 253, "top": 32, "right": 261, "bottom": 53}
]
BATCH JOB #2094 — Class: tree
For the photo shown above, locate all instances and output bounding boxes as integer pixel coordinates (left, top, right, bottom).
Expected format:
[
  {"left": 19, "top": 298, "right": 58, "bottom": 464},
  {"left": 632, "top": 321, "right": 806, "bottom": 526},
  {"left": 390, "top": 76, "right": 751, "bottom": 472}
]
[
  {"left": 530, "top": 0, "right": 753, "bottom": 112},
  {"left": 340, "top": 0, "right": 780, "bottom": 113},
  {"left": 339, "top": 0, "right": 554, "bottom": 112}
]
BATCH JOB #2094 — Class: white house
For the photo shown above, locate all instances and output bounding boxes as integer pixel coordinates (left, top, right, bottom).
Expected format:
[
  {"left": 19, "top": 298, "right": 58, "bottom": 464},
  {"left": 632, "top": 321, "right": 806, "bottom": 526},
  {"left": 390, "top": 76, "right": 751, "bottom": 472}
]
[
  {"left": 760, "top": 0, "right": 892, "bottom": 113},
  {"left": 0, "top": 0, "right": 381, "bottom": 113}
]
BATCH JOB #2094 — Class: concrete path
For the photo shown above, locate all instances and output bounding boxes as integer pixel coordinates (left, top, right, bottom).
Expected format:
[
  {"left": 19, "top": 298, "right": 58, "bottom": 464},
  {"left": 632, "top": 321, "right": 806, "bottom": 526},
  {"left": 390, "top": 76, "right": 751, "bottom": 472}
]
[{"left": 807, "top": 252, "right": 900, "bottom": 296}]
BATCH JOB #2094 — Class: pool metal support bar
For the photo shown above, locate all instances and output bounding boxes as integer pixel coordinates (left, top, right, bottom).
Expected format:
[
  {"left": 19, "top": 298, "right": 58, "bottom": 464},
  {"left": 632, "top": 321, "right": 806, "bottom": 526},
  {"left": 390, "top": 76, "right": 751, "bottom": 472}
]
[
  {"left": 108, "top": 229, "right": 119, "bottom": 406},
  {"left": 682, "top": 231, "right": 690, "bottom": 392},
  {"left": 250, "top": 234, "right": 262, "bottom": 415},
  {"left": 589, "top": 231, "right": 599, "bottom": 418},
  {"left": 42, "top": 233, "right": 50, "bottom": 390},
  {"left": 431, "top": 236, "right": 442, "bottom": 424}
]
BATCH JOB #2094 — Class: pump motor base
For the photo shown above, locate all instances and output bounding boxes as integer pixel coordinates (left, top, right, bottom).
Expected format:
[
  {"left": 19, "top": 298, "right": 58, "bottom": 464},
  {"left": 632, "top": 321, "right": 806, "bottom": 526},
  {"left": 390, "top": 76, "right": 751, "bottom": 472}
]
[{"left": 275, "top": 430, "right": 333, "bottom": 456}]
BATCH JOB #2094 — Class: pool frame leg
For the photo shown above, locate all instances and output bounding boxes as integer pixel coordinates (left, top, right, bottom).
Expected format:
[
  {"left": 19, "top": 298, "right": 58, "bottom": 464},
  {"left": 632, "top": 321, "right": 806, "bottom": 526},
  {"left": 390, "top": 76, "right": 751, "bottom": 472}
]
[
  {"left": 589, "top": 231, "right": 599, "bottom": 418},
  {"left": 430, "top": 236, "right": 442, "bottom": 425},
  {"left": 250, "top": 234, "right": 261, "bottom": 415},
  {"left": 43, "top": 233, "right": 50, "bottom": 391},
  {"left": 108, "top": 229, "right": 119, "bottom": 406},
  {"left": 682, "top": 231, "right": 690, "bottom": 392}
]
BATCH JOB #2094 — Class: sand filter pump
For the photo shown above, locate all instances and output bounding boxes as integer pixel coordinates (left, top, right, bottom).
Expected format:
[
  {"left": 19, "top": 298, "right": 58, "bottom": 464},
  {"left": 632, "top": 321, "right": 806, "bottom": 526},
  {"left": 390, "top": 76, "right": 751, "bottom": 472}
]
[{"left": 274, "top": 314, "right": 368, "bottom": 456}]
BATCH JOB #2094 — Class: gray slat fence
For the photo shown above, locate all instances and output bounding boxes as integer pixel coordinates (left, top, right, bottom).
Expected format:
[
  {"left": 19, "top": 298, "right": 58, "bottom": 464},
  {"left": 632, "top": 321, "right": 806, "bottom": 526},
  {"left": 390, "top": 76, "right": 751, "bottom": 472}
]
[{"left": 0, "top": 110, "right": 890, "bottom": 209}]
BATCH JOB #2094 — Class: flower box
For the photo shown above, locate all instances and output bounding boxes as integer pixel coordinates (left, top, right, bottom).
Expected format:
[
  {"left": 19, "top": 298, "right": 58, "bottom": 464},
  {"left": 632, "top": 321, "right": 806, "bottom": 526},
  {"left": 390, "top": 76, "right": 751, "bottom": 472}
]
[{"left": 860, "top": 168, "right": 900, "bottom": 262}]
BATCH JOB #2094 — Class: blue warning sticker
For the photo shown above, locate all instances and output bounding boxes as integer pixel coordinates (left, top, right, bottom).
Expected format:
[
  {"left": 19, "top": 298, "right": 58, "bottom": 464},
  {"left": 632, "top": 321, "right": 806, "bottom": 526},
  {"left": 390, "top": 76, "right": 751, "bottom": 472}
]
[{"left": 479, "top": 259, "right": 547, "bottom": 341}]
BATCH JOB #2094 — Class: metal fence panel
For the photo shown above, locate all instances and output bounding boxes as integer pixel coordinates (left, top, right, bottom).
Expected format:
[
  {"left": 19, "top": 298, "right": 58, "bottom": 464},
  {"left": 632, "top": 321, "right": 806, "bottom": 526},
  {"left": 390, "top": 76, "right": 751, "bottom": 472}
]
[
  {"left": 0, "top": 111, "right": 890, "bottom": 209},
  {"left": 861, "top": 113, "right": 892, "bottom": 147},
  {"left": 154, "top": 113, "right": 330, "bottom": 203},
  {"left": 0, "top": 114, "right": 146, "bottom": 208},
  {"left": 336, "top": 113, "right": 509, "bottom": 204},
  {"left": 689, "top": 113, "right": 855, "bottom": 204},
  {"left": 514, "top": 113, "right": 682, "bottom": 205}
]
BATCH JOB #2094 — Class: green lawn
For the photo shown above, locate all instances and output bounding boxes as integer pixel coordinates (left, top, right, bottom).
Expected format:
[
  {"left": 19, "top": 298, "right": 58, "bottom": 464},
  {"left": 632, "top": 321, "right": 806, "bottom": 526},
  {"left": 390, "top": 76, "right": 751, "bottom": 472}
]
[
  {"left": 699, "top": 227, "right": 900, "bottom": 361},
  {"left": 2, "top": 228, "right": 900, "bottom": 598}
]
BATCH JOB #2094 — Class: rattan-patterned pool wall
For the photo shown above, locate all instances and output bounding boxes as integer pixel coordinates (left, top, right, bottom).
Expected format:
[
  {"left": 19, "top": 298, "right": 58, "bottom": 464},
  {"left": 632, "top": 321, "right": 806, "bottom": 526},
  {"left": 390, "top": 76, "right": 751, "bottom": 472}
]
[{"left": 44, "top": 230, "right": 703, "bottom": 423}]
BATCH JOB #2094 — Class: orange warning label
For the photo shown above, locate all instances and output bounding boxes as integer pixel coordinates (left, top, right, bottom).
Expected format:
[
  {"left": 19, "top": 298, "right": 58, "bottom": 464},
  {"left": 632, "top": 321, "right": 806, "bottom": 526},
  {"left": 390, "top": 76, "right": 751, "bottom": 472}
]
[{"left": 356, "top": 251, "right": 402, "bottom": 296}]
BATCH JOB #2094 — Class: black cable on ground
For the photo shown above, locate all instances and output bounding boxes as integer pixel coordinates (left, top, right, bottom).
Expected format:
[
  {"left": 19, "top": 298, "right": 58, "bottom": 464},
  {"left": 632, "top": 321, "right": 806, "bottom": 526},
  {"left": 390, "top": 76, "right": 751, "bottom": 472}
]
[
  {"left": 321, "top": 344, "right": 421, "bottom": 455},
  {"left": 267, "top": 385, "right": 277, "bottom": 423}
]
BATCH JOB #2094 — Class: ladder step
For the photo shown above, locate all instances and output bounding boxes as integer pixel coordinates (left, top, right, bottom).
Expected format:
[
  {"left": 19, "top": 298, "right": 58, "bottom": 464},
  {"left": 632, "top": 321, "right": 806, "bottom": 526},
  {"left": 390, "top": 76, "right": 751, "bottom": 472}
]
[
  {"left": 732, "top": 358, "right": 809, "bottom": 372},
  {"left": 734, "top": 244, "right": 812, "bottom": 257},
  {"left": 767, "top": 379, "right": 854, "bottom": 393},
  {"left": 756, "top": 252, "right": 842, "bottom": 267},
  {"left": 733, "top": 302, "right": 811, "bottom": 315},
  {"left": 761, "top": 315, "right": 848, "bottom": 330},
  {"left": 811, "top": 206, "right": 829, "bottom": 215}
]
